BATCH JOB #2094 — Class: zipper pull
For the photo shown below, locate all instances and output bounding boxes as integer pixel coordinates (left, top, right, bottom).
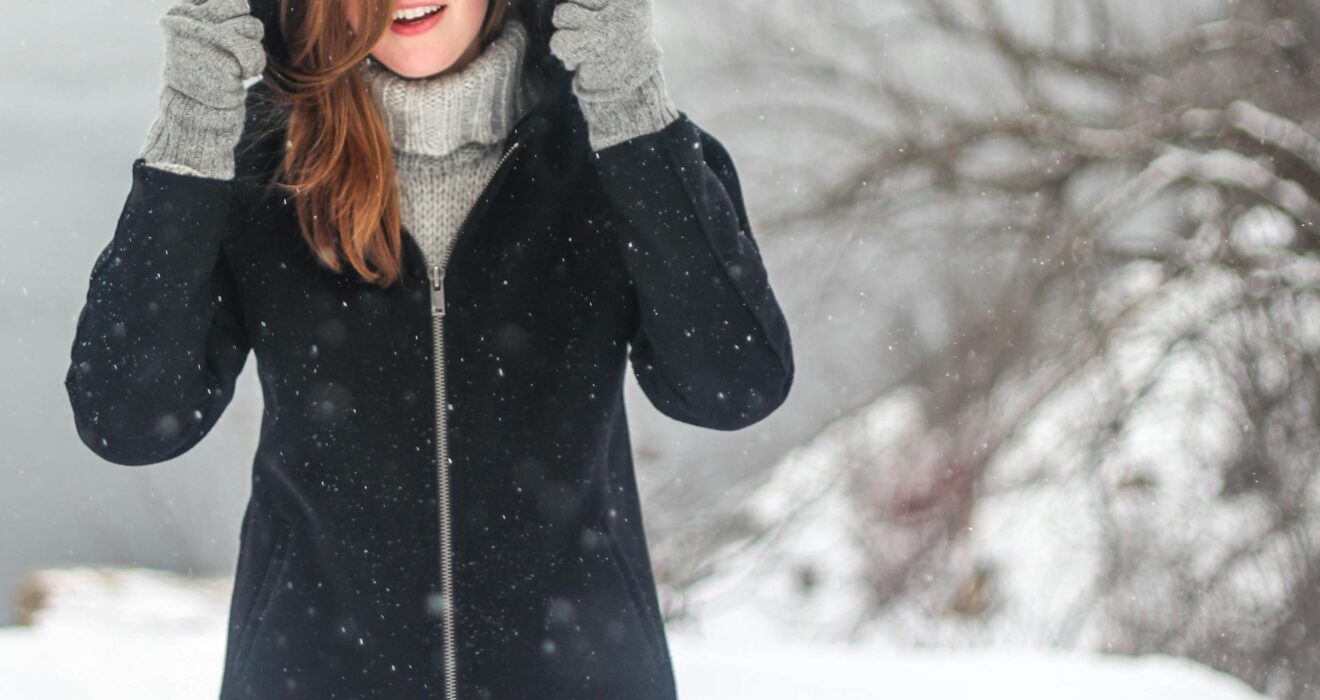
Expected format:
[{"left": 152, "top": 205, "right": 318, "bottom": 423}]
[{"left": 428, "top": 265, "right": 445, "bottom": 317}]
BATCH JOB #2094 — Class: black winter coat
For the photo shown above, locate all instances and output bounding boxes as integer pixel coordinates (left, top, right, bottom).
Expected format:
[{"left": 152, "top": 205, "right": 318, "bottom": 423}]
[{"left": 63, "top": 1, "right": 794, "bottom": 697}]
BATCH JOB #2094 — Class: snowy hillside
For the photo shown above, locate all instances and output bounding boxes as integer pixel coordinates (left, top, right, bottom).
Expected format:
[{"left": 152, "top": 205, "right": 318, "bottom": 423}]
[{"left": 670, "top": 368, "right": 1293, "bottom": 695}]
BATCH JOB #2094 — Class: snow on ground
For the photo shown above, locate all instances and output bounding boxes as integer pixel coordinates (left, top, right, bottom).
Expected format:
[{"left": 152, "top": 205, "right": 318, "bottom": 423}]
[
  {"left": 674, "top": 634, "right": 1269, "bottom": 700},
  {"left": 0, "top": 567, "right": 1270, "bottom": 700}
]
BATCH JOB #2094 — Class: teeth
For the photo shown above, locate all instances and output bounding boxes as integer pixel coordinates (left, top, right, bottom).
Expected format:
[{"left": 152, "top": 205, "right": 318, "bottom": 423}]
[{"left": 394, "top": 5, "right": 442, "bottom": 21}]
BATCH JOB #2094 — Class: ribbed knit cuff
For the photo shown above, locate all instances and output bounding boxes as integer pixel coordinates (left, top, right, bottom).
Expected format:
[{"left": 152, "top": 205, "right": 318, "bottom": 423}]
[
  {"left": 577, "top": 69, "right": 681, "bottom": 152},
  {"left": 138, "top": 86, "right": 245, "bottom": 181},
  {"left": 145, "top": 161, "right": 211, "bottom": 178}
]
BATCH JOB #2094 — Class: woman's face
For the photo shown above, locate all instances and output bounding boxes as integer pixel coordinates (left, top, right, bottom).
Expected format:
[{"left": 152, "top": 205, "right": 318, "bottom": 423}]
[{"left": 346, "top": 0, "right": 490, "bottom": 78}]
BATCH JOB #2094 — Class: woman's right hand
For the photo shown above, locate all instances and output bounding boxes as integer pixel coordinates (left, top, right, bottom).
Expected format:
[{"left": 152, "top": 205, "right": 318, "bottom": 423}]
[{"left": 138, "top": 0, "right": 267, "bottom": 181}]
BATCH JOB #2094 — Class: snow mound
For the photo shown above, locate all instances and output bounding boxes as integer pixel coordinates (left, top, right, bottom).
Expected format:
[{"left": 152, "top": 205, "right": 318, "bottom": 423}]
[{"left": 0, "top": 566, "right": 1271, "bottom": 699}]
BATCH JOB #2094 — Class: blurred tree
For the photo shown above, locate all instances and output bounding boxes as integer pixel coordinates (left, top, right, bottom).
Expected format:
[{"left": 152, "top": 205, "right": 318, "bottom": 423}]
[{"left": 668, "top": 1, "right": 1320, "bottom": 697}]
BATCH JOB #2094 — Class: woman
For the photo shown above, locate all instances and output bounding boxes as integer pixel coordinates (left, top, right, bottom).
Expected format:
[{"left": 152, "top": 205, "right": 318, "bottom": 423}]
[{"left": 64, "top": 0, "right": 794, "bottom": 697}]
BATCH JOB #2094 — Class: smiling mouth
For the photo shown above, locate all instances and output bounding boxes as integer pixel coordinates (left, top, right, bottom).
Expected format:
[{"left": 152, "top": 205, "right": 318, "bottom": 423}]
[{"left": 393, "top": 4, "right": 445, "bottom": 26}]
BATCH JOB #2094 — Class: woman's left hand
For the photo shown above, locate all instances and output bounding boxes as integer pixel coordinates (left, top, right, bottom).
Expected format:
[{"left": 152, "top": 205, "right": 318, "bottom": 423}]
[{"left": 549, "top": 0, "right": 680, "bottom": 150}]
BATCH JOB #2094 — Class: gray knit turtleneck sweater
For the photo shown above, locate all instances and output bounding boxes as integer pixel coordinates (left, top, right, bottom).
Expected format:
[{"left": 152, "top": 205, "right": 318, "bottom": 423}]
[{"left": 361, "top": 18, "right": 540, "bottom": 269}]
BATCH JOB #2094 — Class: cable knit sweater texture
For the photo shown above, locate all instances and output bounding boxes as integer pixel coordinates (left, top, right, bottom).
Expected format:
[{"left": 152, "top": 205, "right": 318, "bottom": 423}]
[
  {"left": 138, "top": 4, "right": 683, "bottom": 268},
  {"left": 360, "top": 18, "right": 539, "bottom": 268}
]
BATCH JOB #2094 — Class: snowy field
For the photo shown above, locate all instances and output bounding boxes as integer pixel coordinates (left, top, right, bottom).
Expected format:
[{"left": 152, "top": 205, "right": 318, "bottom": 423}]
[{"left": 0, "top": 568, "right": 1270, "bottom": 700}]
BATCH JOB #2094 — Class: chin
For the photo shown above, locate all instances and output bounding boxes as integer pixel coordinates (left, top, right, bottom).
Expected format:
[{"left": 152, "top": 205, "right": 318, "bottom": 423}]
[
  {"left": 373, "top": 41, "right": 465, "bottom": 78},
  {"left": 383, "top": 57, "right": 458, "bottom": 79}
]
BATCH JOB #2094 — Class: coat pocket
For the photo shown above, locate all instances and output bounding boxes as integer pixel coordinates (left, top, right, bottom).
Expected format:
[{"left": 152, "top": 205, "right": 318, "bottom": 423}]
[
  {"left": 541, "top": 524, "right": 665, "bottom": 692},
  {"left": 600, "top": 527, "right": 666, "bottom": 664},
  {"left": 232, "top": 517, "right": 294, "bottom": 681}
]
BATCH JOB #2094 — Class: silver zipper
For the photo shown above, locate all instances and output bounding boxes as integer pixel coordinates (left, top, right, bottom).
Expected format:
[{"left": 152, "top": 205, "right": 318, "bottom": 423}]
[{"left": 425, "top": 138, "right": 523, "bottom": 700}]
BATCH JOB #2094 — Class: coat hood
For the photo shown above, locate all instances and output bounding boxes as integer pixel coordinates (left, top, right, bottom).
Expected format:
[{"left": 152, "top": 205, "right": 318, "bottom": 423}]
[{"left": 250, "top": 0, "right": 566, "bottom": 85}]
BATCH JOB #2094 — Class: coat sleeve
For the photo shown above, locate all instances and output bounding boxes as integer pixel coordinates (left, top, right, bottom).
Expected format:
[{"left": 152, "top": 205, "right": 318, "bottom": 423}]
[
  {"left": 593, "top": 112, "right": 795, "bottom": 431},
  {"left": 63, "top": 158, "right": 251, "bottom": 466}
]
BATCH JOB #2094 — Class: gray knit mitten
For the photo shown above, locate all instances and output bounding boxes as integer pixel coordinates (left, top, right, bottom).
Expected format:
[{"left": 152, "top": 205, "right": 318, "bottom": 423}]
[
  {"left": 548, "top": 0, "right": 681, "bottom": 151},
  {"left": 138, "top": 0, "right": 266, "bottom": 180}
]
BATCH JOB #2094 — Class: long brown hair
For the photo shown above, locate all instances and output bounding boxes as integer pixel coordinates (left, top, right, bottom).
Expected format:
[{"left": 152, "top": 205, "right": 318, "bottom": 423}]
[{"left": 264, "top": 0, "right": 513, "bottom": 288}]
